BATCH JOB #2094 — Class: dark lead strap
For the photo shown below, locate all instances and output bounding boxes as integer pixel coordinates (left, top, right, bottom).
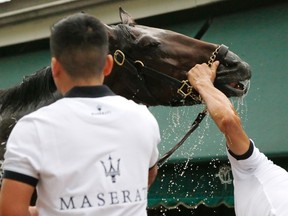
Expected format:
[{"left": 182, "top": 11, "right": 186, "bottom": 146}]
[{"left": 157, "top": 108, "right": 207, "bottom": 167}]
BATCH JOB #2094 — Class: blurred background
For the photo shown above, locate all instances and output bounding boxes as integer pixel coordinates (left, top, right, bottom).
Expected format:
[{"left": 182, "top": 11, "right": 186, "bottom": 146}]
[{"left": 1, "top": 0, "right": 287, "bottom": 215}]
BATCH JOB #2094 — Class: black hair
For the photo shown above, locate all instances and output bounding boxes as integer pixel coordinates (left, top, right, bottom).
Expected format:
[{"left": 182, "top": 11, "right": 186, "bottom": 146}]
[{"left": 50, "top": 13, "right": 108, "bottom": 78}]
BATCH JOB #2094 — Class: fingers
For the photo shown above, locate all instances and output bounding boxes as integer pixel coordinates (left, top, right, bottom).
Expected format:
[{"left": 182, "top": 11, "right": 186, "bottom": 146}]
[
  {"left": 209, "top": 61, "right": 219, "bottom": 82},
  {"left": 189, "top": 61, "right": 219, "bottom": 76},
  {"left": 187, "top": 61, "right": 220, "bottom": 88}
]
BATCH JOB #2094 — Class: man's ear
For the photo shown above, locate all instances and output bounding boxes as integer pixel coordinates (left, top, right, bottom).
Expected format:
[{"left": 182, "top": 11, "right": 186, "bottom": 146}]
[
  {"left": 103, "top": 54, "right": 113, "bottom": 77},
  {"left": 51, "top": 57, "right": 61, "bottom": 78}
]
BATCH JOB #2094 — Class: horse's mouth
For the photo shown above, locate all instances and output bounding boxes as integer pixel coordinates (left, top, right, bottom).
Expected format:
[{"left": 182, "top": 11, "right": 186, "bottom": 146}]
[
  {"left": 214, "top": 64, "right": 251, "bottom": 97},
  {"left": 225, "top": 80, "right": 250, "bottom": 96},
  {"left": 216, "top": 50, "right": 252, "bottom": 97}
]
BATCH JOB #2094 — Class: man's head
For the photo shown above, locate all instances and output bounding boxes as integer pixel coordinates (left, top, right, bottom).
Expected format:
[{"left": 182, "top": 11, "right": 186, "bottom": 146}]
[{"left": 50, "top": 13, "right": 113, "bottom": 93}]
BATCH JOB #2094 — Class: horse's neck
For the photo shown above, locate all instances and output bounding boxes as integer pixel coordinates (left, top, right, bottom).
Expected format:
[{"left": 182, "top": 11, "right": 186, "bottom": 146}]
[{"left": 0, "top": 67, "right": 58, "bottom": 117}]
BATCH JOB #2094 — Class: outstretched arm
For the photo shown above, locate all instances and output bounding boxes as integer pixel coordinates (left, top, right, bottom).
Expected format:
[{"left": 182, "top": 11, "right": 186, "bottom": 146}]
[{"left": 187, "top": 62, "right": 250, "bottom": 156}]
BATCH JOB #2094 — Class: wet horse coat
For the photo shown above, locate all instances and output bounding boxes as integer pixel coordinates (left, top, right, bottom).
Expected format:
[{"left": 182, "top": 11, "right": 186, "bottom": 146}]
[
  {"left": 0, "top": 8, "right": 251, "bottom": 156},
  {"left": 105, "top": 9, "right": 251, "bottom": 106}
]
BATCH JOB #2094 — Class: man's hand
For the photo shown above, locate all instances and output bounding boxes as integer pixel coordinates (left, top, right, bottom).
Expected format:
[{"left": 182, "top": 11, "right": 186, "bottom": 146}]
[{"left": 187, "top": 61, "right": 219, "bottom": 92}]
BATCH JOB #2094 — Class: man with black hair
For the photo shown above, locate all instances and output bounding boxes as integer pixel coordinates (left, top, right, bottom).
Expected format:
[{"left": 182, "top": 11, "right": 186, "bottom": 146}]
[{"left": 0, "top": 13, "right": 160, "bottom": 216}]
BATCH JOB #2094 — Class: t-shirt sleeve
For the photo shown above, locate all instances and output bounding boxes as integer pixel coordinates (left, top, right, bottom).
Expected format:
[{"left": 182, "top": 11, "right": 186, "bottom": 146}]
[{"left": 3, "top": 116, "right": 41, "bottom": 184}]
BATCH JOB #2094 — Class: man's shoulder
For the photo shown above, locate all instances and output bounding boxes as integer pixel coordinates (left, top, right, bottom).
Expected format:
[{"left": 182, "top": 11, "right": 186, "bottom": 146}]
[{"left": 19, "top": 98, "right": 66, "bottom": 121}]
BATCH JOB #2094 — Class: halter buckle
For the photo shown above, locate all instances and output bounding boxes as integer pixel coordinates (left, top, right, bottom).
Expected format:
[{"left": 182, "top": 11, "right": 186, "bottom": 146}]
[
  {"left": 114, "top": 50, "right": 125, "bottom": 66},
  {"left": 178, "top": 80, "right": 202, "bottom": 102},
  {"left": 177, "top": 80, "right": 193, "bottom": 98}
]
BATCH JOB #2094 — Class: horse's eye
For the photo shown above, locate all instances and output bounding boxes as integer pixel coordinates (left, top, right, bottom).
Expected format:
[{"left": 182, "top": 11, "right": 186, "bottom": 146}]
[
  {"left": 149, "top": 41, "right": 160, "bottom": 47},
  {"left": 138, "top": 36, "right": 160, "bottom": 48}
]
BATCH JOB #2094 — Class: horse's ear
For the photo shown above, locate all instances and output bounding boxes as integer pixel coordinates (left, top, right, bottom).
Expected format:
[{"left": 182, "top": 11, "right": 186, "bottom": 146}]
[{"left": 119, "top": 7, "right": 136, "bottom": 26}]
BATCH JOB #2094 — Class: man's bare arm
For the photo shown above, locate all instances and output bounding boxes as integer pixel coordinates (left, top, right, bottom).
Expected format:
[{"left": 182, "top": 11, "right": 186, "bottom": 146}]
[
  {"left": 187, "top": 62, "right": 250, "bottom": 155},
  {"left": 148, "top": 164, "right": 158, "bottom": 188},
  {"left": 0, "top": 178, "right": 35, "bottom": 216}
]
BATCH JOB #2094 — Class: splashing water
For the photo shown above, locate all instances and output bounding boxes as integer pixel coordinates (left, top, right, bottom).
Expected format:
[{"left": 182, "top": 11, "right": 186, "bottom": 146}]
[{"left": 149, "top": 96, "right": 249, "bottom": 211}]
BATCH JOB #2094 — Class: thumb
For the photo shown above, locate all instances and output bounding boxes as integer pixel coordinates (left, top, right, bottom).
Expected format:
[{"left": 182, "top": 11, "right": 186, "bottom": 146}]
[{"left": 211, "top": 61, "right": 220, "bottom": 72}]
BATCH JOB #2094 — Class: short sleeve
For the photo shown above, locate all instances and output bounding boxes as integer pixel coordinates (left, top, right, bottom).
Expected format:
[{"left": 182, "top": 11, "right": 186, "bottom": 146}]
[{"left": 3, "top": 116, "right": 41, "bottom": 180}]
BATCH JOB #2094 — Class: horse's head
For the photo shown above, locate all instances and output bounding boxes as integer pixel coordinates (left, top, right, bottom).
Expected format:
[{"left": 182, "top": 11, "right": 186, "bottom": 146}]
[
  {"left": 104, "top": 8, "right": 251, "bottom": 106},
  {"left": 0, "top": 8, "right": 252, "bottom": 146}
]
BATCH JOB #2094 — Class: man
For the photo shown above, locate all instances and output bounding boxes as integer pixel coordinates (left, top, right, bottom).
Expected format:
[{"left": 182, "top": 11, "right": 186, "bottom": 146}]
[
  {"left": 0, "top": 13, "right": 160, "bottom": 216},
  {"left": 187, "top": 61, "right": 288, "bottom": 216}
]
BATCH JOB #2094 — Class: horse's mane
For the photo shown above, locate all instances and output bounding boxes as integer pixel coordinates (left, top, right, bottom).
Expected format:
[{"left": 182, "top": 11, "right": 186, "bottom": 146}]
[{"left": 0, "top": 66, "right": 60, "bottom": 117}]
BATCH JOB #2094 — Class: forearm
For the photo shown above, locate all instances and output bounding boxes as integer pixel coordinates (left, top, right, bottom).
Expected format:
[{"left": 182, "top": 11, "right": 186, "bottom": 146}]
[
  {"left": 197, "top": 82, "right": 234, "bottom": 130},
  {"left": 198, "top": 83, "right": 250, "bottom": 155}
]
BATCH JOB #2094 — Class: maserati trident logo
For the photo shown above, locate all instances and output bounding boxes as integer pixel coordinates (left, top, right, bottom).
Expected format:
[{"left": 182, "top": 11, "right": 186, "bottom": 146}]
[
  {"left": 101, "top": 155, "right": 121, "bottom": 183},
  {"left": 215, "top": 164, "right": 232, "bottom": 190}
]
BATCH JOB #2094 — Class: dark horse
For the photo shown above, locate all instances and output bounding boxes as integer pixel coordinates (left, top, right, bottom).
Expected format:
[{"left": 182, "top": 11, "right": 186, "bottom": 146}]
[{"left": 0, "top": 8, "right": 251, "bottom": 157}]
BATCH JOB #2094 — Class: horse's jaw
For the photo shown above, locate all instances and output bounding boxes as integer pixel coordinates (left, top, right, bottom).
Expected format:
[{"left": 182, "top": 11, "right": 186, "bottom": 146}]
[{"left": 214, "top": 50, "right": 252, "bottom": 98}]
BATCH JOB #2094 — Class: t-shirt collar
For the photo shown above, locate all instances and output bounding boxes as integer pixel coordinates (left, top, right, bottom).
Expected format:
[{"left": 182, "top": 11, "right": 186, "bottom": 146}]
[{"left": 64, "top": 85, "right": 115, "bottom": 98}]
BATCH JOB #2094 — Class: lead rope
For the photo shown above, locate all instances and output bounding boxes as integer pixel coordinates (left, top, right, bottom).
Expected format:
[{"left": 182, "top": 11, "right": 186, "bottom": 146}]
[
  {"left": 157, "top": 46, "right": 221, "bottom": 167},
  {"left": 157, "top": 109, "right": 207, "bottom": 166}
]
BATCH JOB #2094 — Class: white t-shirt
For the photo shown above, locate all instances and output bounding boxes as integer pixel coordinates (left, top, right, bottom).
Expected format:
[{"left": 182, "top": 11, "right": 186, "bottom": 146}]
[
  {"left": 3, "top": 85, "right": 160, "bottom": 216},
  {"left": 228, "top": 140, "right": 288, "bottom": 216}
]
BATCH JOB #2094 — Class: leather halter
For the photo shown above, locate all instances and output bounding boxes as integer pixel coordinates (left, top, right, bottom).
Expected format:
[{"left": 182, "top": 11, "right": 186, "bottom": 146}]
[
  {"left": 113, "top": 45, "right": 229, "bottom": 165},
  {"left": 113, "top": 44, "right": 229, "bottom": 105}
]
